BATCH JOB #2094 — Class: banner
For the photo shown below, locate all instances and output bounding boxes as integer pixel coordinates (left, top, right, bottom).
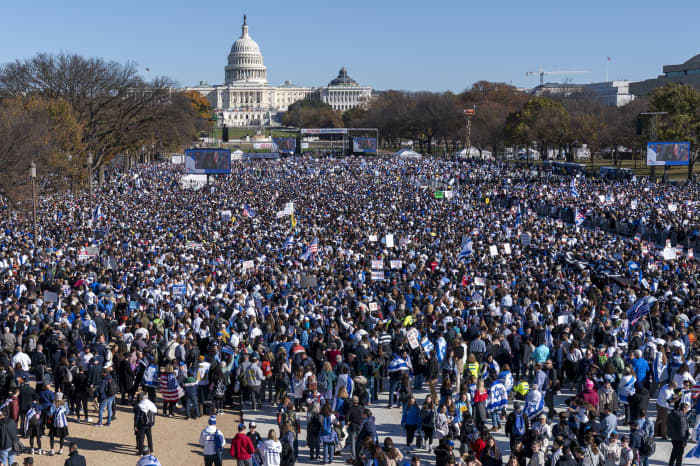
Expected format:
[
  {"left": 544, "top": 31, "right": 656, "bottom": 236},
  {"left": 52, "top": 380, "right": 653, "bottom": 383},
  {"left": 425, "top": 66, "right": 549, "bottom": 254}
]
[
  {"left": 220, "top": 210, "right": 232, "bottom": 221},
  {"left": 371, "top": 270, "right": 384, "bottom": 281},
  {"left": 171, "top": 285, "right": 187, "bottom": 297},
  {"left": 371, "top": 260, "right": 383, "bottom": 270},
  {"left": 301, "top": 128, "right": 348, "bottom": 135},
  {"left": 390, "top": 260, "right": 402, "bottom": 269},
  {"left": 78, "top": 246, "right": 99, "bottom": 259},
  {"left": 434, "top": 191, "right": 445, "bottom": 199}
]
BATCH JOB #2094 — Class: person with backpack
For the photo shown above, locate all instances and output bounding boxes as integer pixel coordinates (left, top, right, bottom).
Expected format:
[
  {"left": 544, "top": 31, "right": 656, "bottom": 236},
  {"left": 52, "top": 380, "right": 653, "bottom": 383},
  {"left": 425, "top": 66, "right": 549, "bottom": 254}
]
[
  {"left": 210, "top": 362, "right": 227, "bottom": 416},
  {"left": 306, "top": 402, "right": 322, "bottom": 461},
  {"left": 319, "top": 403, "right": 338, "bottom": 465},
  {"left": 199, "top": 415, "right": 225, "bottom": 466},
  {"left": 48, "top": 392, "right": 69, "bottom": 456},
  {"left": 246, "top": 355, "right": 264, "bottom": 410},
  {"left": 504, "top": 402, "right": 529, "bottom": 449},
  {"left": 134, "top": 392, "right": 157, "bottom": 455},
  {"left": 24, "top": 401, "right": 43, "bottom": 455},
  {"left": 95, "top": 367, "right": 115, "bottom": 426}
]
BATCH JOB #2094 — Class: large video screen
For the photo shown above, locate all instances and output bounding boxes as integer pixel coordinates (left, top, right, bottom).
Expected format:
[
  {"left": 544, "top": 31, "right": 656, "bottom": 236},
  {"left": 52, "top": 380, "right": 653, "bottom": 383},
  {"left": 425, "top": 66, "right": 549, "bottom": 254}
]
[
  {"left": 353, "top": 137, "right": 377, "bottom": 153},
  {"left": 273, "top": 138, "right": 296, "bottom": 154},
  {"left": 185, "top": 149, "right": 231, "bottom": 174},
  {"left": 647, "top": 142, "right": 690, "bottom": 166}
]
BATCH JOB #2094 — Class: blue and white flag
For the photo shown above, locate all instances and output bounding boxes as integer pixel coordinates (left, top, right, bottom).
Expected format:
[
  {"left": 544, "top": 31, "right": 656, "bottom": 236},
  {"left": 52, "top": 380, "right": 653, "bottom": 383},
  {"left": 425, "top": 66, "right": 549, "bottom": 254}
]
[
  {"left": 457, "top": 236, "right": 473, "bottom": 261},
  {"left": 436, "top": 336, "right": 447, "bottom": 362},
  {"left": 283, "top": 235, "right": 294, "bottom": 250},
  {"left": 388, "top": 356, "right": 409, "bottom": 373},
  {"left": 421, "top": 337, "right": 434, "bottom": 354},
  {"left": 570, "top": 178, "right": 578, "bottom": 197},
  {"left": 575, "top": 208, "right": 585, "bottom": 228},
  {"left": 626, "top": 296, "right": 658, "bottom": 326},
  {"left": 92, "top": 204, "right": 104, "bottom": 224}
]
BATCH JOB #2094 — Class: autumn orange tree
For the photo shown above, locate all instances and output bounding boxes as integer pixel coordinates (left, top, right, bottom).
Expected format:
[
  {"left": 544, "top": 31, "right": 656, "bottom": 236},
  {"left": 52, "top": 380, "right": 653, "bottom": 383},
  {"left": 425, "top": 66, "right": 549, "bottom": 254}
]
[{"left": 0, "top": 96, "right": 84, "bottom": 209}]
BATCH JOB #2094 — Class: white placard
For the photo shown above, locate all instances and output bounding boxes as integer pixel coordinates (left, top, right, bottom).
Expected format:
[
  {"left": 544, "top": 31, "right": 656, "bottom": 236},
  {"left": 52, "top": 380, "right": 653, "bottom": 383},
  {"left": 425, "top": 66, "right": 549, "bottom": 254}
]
[
  {"left": 368, "top": 235, "right": 378, "bottom": 242},
  {"left": 503, "top": 243, "right": 511, "bottom": 255},
  {"left": 474, "top": 277, "right": 486, "bottom": 287},
  {"left": 385, "top": 234, "right": 394, "bottom": 248},
  {"left": 663, "top": 247, "right": 676, "bottom": 261},
  {"left": 631, "top": 200, "right": 637, "bottom": 210},
  {"left": 371, "top": 260, "right": 383, "bottom": 270},
  {"left": 369, "top": 302, "right": 378, "bottom": 312},
  {"left": 668, "top": 203, "right": 677, "bottom": 212},
  {"left": 489, "top": 245, "right": 498, "bottom": 256},
  {"left": 390, "top": 260, "right": 402, "bottom": 269},
  {"left": 242, "top": 260, "right": 255, "bottom": 270},
  {"left": 371, "top": 270, "right": 384, "bottom": 281},
  {"left": 689, "top": 249, "right": 695, "bottom": 260},
  {"left": 276, "top": 211, "right": 287, "bottom": 219}
]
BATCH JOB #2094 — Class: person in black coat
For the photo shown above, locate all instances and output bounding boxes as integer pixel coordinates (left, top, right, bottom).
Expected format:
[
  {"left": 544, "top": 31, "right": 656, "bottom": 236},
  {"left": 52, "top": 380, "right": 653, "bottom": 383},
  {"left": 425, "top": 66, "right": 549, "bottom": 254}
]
[
  {"left": 628, "top": 382, "right": 649, "bottom": 423},
  {"left": 64, "top": 442, "right": 87, "bottom": 466},
  {"left": 119, "top": 355, "right": 136, "bottom": 404},
  {"left": 0, "top": 410, "right": 17, "bottom": 455},
  {"left": 18, "top": 380, "right": 36, "bottom": 435},
  {"left": 72, "top": 366, "right": 90, "bottom": 423}
]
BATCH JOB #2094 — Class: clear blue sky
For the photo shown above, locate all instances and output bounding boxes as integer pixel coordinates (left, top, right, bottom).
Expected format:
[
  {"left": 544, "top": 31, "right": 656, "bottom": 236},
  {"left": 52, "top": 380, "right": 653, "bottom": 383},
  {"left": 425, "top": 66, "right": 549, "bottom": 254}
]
[{"left": 1, "top": 0, "right": 698, "bottom": 92}]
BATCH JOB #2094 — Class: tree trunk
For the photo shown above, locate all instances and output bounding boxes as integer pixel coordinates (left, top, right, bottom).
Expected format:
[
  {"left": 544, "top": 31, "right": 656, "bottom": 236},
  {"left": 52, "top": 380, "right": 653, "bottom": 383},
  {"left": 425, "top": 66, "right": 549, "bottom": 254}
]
[{"left": 98, "top": 165, "right": 105, "bottom": 185}]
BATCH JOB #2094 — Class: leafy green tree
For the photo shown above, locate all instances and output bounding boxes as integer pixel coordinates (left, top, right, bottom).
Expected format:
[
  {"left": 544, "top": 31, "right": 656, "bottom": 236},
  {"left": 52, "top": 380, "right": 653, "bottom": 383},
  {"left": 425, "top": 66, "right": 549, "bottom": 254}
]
[{"left": 649, "top": 83, "right": 700, "bottom": 179}]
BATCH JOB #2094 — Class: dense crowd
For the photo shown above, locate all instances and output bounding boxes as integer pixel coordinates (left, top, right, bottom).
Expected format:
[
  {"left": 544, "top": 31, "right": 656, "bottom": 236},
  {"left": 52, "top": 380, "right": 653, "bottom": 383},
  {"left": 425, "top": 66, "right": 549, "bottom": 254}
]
[{"left": 0, "top": 157, "right": 697, "bottom": 466}]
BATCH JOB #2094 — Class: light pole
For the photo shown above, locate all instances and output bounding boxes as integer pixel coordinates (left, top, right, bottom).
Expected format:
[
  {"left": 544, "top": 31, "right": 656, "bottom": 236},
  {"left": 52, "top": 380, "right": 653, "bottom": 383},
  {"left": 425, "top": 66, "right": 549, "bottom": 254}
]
[
  {"left": 30, "top": 162, "right": 37, "bottom": 242},
  {"left": 87, "top": 154, "right": 93, "bottom": 211}
]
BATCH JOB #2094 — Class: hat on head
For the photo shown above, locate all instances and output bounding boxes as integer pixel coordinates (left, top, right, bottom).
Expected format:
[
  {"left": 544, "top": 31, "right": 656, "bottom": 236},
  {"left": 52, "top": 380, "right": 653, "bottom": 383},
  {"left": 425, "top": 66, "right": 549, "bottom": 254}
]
[
  {"left": 56, "top": 392, "right": 63, "bottom": 401},
  {"left": 585, "top": 379, "right": 594, "bottom": 388},
  {"left": 209, "top": 415, "right": 216, "bottom": 425},
  {"left": 249, "top": 421, "right": 256, "bottom": 427},
  {"left": 238, "top": 423, "right": 246, "bottom": 430}
]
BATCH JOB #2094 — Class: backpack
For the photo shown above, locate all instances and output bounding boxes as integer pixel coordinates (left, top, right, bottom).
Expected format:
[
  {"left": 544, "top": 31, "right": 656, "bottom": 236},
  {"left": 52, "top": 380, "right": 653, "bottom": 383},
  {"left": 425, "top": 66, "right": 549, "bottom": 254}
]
[
  {"left": 106, "top": 376, "right": 118, "bottom": 397},
  {"left": 308, "top": 413, "right": 322, "bottom": 435},
  {"left": 261, "top": 361, "right": 272, "bottom": 377},
  {"left": 280, "top": 439, "right": 296, "bottom": 466},
  {"left": 137, "top": 409, "right": 156, "bottom": 428},
  {"left": 317, "top": 372, "right": 329, "bottom": 394},
  {"left": 214, "top": 379, "right": 226, "bottom": 399},
  {"left": 63, "top": 366, "right": 73, "bottom": 384},
  {"left": 513, "top": 413, "right": 526, "bottom": 437},
  {"left": 455, "top": 344, "right": 465, "bottom": 360},
  {"left": 639, "top": 434, "right": 656, "bottom": 456},
  {"left": 321, "top": 415, "right": 332, "bottom": 436}
]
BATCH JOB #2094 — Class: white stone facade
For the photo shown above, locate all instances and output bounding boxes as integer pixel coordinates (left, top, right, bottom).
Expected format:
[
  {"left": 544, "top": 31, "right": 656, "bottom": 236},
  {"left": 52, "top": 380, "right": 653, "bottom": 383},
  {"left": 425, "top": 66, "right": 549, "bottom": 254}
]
[{"left": 186, "top": 17, "right": 372, "bottom": 127}]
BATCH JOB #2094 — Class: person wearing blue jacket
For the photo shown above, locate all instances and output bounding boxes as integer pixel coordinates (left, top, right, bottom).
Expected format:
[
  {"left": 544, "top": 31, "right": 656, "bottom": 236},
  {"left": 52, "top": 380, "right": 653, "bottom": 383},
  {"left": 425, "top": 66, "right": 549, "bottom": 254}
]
[{"left": 401, "top": 396, "right": 422, "bottom": 451}]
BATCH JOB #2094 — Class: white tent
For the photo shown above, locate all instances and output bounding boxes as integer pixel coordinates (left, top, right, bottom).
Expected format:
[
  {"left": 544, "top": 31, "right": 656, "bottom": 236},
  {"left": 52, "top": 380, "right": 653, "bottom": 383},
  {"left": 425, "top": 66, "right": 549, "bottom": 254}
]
[
  {"left": 394, "top": 149, "right": 423, "bottom": 159},
  {"left": 231, "top": 149, "right": 244, "bottom": 161},
  {"left": 456, "top": 147, "right": 492, "bottom": 159}
]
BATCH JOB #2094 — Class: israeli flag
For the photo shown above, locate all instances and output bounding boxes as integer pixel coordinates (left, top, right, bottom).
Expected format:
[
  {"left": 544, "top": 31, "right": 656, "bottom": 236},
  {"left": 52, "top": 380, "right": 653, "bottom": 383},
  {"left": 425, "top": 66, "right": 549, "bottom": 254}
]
[
  {"left": 436, "top": 336, "right": 447, "bottom": 362},
  {"left": 388, "top": 356, "right": 409, "bottom": 373},
  {"left": 283, "top": 235, "right": 294, "bottom": 250},
  {"left": 457, "top": 236, "right": 473, "bottom": 261},
  {"left": 421, "top": 337, "right": 434, "bottom": 354},
  {"left": 570, "top": 178, "right": 578, "bottom": 197},
  {"left": 626, "top": 295, "right": 658, "bottom": 326},
  {"left": 92, "top": 204, "right": 103, "bottom": 224}
]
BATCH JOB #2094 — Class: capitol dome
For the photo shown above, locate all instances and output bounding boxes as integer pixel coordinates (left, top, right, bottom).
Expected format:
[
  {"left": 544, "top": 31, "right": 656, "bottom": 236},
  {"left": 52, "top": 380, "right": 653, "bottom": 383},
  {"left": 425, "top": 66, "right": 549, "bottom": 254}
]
[{"left": 225, "top": 15, "right": 267, "bottom": 84}]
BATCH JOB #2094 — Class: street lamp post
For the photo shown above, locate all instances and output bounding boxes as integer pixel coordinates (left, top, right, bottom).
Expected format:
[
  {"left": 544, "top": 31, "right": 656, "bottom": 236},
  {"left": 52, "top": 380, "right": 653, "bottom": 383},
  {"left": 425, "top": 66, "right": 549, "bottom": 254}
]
[{"left": 30, "top": 162, "right": 37, "bottom": 242}]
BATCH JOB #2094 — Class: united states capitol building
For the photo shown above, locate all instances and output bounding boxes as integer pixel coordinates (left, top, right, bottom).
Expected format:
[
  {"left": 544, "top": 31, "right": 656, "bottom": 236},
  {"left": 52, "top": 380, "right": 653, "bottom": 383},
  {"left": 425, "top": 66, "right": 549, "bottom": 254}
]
[{"left": 187, "top": 16, "right": 373, "bottom": 127}]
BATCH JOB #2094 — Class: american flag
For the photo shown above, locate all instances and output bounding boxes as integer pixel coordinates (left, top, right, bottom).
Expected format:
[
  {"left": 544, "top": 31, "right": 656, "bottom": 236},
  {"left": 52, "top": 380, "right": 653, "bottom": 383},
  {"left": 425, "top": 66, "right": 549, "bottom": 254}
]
[
  {"left": 575, "top": 208, "right": 585, "bottom": 227},
  {"left": 308, "top": 237, "right": 318, "bottom": 254}
]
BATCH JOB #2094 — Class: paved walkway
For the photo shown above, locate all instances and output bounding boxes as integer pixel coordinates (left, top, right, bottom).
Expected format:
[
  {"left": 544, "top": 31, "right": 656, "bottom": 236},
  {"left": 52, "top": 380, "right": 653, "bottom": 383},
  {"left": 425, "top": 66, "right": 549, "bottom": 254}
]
[{"left": 242, "top": 386, "right": 686, "bottom": 465}]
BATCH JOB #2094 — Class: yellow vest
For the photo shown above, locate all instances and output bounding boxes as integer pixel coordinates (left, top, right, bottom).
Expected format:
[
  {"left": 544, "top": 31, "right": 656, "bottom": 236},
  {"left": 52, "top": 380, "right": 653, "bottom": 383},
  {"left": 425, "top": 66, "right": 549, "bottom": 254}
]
[
  {"left": 514, "top": 381, "right": 530, "bottom": 395},
  {"left": 467, "top": 362, "right": 480, "bottom": 378}
]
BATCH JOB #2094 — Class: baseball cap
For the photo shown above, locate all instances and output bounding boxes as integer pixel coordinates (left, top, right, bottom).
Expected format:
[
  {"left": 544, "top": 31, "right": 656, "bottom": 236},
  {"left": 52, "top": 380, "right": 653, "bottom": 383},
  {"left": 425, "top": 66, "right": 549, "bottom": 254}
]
[{"left": 249, "top": 421, "right": 256, "bottom": 428}]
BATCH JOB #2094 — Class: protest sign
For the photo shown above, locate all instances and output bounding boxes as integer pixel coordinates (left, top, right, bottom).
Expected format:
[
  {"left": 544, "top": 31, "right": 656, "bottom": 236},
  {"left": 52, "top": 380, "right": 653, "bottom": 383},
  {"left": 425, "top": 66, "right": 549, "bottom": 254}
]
[
  {"left": 242, "top": 260, "right": 255, "bottom": 270},
  {"left": 301, "top": 275, "right": 318, "bottom": 288},
  {"left": 368, "top": 235, "right": 378, "bottom": 242},
  {"left": 489, "top": 245, "right": 498, "bottom": 256},
  {"left": 371, "top": 270, "right": 384, "bottom": 281},
  {"left": 171, "top": 284, "right": 186, "bottom": 297},
  {"left": 503, "top": 243, "right": 511, "bottom": 255},
  {"left": 43, "top": 290, "right": 59, "bottom": 303},
  {"left": 390, "top": 260, "right": 402, "bottom": 269},
  {"left": 371, "top": 259, "right": 383, "bottom": 270},
  {"left": 385, "top": 234, "right": 394, "bottom": 248}
]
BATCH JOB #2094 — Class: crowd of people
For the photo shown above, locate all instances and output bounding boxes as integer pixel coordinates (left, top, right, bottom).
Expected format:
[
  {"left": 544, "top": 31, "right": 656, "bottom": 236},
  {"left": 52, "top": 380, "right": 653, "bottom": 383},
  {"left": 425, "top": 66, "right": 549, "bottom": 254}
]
[{"left": 0, "top": 156, "right": 697, "bottom": 466}]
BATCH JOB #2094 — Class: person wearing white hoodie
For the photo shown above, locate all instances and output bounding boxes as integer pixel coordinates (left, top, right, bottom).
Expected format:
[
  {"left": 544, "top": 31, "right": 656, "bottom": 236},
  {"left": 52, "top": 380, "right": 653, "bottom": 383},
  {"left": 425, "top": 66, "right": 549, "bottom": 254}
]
[
  {"left": 259, "top": 429, "right": 282, "bottom": 466},
  {"left": 199, "top": 415, "right": 225, "bottom": 466},
  {"left": 134, "top": 392, "right": 157, "bottom": 455}
]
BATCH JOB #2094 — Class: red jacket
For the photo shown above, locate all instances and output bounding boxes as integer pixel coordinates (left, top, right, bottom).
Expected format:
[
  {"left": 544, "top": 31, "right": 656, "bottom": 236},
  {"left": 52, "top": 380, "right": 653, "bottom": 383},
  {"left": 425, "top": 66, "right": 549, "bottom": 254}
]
[{"left": 230, "top": 432, "right": 255, "bottom": 460}]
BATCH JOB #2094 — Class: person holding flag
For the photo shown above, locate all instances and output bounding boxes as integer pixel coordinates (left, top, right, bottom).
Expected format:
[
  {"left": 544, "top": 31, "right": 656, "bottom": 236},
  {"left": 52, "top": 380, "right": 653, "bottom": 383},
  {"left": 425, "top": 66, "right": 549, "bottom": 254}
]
[{"left": 387, "top": 350, "right": 412, "bottom": 408}]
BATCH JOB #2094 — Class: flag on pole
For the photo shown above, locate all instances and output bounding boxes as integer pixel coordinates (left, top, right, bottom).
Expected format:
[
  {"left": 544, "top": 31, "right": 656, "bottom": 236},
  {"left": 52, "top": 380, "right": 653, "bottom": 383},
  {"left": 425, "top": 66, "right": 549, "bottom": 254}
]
[
  {"left": 570, "top": 178, "right": 579, "bottom": 197},
  {"left": 92, "top": 204, "right": 104, "bottom": 224},
  {"left": 626, "top": 296, "right": 658, "bottom": 326},
  {"left": 308, "top": 237, "right": 319, "bottom": 254},
  {"left": 283, "top": 235, "right": 294, "bottom": 250},
  {"left": 457, "top": 236, "right": 473, "bottom": 261}
]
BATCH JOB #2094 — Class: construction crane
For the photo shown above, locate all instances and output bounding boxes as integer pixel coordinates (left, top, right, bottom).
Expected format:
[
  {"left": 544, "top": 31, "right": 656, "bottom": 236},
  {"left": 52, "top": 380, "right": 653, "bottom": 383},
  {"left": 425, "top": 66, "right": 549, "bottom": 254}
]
[{"left": 526, "top": 65, "right": 591, "bottom": 86}]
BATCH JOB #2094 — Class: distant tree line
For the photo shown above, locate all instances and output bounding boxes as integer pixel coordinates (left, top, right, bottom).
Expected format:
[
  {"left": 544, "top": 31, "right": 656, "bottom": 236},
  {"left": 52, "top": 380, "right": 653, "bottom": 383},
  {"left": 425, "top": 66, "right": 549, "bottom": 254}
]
[{"left": 283, "top": 81, "right": 700, "bottom": 179}]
